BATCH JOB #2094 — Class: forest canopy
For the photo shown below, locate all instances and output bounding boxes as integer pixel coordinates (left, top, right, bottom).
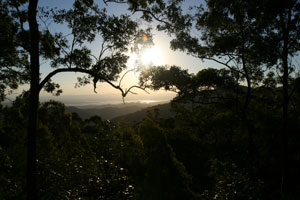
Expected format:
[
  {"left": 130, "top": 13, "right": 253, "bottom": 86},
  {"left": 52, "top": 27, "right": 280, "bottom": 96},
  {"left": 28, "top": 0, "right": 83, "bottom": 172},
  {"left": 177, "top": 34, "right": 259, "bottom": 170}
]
[{"left": 0, "top": 0, "right": 300, "bottom": 199}]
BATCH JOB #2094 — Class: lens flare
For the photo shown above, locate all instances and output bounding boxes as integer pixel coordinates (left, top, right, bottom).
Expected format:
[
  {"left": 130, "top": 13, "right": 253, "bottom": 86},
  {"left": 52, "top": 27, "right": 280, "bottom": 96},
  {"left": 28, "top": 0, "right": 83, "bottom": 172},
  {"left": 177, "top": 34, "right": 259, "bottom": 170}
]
[{"left": 142, "top": 34, "right": 148, "bottom": 41}]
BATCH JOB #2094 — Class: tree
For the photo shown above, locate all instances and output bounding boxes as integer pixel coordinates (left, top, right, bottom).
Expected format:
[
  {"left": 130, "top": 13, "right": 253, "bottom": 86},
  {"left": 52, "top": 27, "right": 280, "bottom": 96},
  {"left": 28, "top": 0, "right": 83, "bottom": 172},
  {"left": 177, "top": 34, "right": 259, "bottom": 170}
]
[
  {"left": 122, "top": 0, "right": 273, "bottom": 169},
  {"left": 136, "top": 118, "right": 196, "bottom": 200},
  {"left": 27, "top": 1, "right": 40, "bottom": 199},
  {"left": 0, "top": 96, "right": 137, "bottom": 199},
  {"left": 113, "top": 0, "right": 266, "bottom": 107},
  {"left": 124, "top": 0, "right": 300, "bottom": 196},
  {"left": 139, "top": 65, "right": 238, "bottom": 109},
  {"left": 260, "top": 1, "right": 300, "bottom": 195},
  {"left": 0, "top": 0, "right": 29, "bottom": 101},
  {"left": 1, "top": 0, "right": 151, "bottom": 199}
]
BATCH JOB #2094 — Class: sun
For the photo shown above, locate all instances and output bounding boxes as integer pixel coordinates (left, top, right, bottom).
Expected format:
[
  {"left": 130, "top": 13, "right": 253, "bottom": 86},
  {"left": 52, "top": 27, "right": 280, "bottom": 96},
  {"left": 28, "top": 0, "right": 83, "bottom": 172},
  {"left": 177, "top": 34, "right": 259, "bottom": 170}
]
[
  {"left": 141, "top": 46, "right": 163, "bottom": 66},
  {"left": 127, "top": 45, "right": 164, "bottom": 69}
]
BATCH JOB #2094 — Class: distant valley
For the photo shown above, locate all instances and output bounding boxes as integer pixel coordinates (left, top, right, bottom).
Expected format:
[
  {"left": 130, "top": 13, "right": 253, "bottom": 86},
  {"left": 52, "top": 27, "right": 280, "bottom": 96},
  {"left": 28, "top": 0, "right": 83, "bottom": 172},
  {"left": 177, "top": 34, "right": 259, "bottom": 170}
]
[{"left": 66, "top": 102, "right": 173, "bottom": 123}]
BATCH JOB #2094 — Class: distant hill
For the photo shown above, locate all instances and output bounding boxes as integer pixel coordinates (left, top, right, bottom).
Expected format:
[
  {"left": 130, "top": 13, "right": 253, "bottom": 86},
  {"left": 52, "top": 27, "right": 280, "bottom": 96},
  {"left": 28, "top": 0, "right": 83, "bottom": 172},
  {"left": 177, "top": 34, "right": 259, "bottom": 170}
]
[
  {"left": 112, "top": 103, "right": 173, "bottom": 124},
  {"left": 65, "top": 102, "right": 162, "bottom": 120}
]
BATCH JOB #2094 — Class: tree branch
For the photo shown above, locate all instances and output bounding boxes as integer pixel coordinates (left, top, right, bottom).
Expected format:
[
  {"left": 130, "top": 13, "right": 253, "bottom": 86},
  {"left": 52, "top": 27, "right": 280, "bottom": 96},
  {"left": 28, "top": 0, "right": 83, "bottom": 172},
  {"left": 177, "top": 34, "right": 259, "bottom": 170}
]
[
  {"left": 12, "top": 1, "right": 25, "bottom": 33},
  {"left": 119, "top": 68, "right": 135, "bottom": 86},
  {"left": 193, "top": 54, "right": 244, "bottom": 76},
  {"left": 39, "top": 68, "right": 93, "bottom": 92},
  {"left": 103, "top": 0, "right": 127, "bottom": 6},
  {"left": 133, "top": 8, "right": 177, "bottom": 29},
  {"left": 39, "top": 67, "right": 149, "bottom": 102},
  {"left": 12, "top": 0, "right": 30, "bottom": 52},
  {"left": 98, "top": 40, "right": 111, "bottom": 61}
]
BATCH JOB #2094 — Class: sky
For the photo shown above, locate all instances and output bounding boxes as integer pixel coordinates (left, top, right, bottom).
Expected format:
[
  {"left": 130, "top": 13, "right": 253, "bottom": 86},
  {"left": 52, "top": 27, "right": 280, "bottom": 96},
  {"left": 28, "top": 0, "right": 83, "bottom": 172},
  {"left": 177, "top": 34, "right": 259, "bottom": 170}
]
[{"left": 15, "top": 0, "right": 215, "bottom": 101}]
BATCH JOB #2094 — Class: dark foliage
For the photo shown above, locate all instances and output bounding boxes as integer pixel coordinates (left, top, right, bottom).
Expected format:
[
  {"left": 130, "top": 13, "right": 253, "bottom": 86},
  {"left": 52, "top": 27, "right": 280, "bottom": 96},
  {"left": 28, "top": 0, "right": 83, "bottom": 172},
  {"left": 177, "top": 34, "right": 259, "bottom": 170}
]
[
  {"left": 1, "top": 0, "right": 300, "bottom": 199},
  {"left": 1, "top": 72, "right": 300, "bottom": 199}
]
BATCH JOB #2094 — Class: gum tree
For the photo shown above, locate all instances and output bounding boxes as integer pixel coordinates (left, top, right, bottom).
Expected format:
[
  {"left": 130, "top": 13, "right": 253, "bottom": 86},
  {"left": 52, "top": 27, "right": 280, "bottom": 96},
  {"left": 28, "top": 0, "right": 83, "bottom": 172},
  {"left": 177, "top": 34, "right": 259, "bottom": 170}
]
[{"left": 1, "top": 0, "right": 151, "bottom": 199}]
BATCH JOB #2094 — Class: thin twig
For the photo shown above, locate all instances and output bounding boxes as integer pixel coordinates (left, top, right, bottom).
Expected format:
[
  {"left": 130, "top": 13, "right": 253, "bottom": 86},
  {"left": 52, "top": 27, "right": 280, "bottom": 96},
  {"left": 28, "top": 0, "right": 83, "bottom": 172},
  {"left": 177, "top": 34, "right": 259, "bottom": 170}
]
[{"left": 119, "top": 68, "right": 135, "bottom": 86}]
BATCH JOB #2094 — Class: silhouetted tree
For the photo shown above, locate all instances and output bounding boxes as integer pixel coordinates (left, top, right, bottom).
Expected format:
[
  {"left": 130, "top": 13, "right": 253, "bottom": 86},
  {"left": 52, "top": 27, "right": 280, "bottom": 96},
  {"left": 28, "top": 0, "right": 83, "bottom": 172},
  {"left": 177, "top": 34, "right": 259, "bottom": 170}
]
[
  {"left": 128, "top": 0, "right": 300, "bottom": 196},
  {"left": 139, "top": 65, "right": 237, "bottom": 105},
  {"left": 1, "top": 0, "right": 152, "bottom": 199},
  {"left": 0, "top": 0, "right": 31, "bottom": 101}
]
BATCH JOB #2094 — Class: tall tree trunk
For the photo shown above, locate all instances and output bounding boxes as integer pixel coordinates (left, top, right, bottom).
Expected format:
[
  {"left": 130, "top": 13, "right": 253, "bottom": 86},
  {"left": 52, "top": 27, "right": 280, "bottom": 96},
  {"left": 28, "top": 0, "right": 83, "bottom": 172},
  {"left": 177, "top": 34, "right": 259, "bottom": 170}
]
[
  {"left": 280, "top": 5, "right": 291, "bottom": 197},
  {"left": 27, "top": 0, "right": 39, "bottom": 199},
  {"left": 280, "top": 31, "right": 289, "bottom": 198},
  {"left": 241, "top": 31, "right": 255, "bottom": 161}
]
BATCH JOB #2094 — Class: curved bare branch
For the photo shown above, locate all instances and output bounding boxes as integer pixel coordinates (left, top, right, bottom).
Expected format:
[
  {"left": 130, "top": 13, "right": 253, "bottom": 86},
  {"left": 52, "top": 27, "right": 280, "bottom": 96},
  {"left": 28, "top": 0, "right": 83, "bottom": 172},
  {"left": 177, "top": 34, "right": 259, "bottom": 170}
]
[
  {"left": 39, "top": 67, "right": 149, "bottom": 102},
  {"left": 119, "top": 68, "right": 135, "bottom": 86}
]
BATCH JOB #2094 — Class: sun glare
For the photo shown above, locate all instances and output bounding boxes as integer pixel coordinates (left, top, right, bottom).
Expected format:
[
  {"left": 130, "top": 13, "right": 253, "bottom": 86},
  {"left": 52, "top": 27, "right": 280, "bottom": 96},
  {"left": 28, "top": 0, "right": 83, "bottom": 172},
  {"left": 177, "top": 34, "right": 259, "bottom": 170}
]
[
  {"left": 127, "top": 46, "right": 164, "bottom": 69},
  {"left": 141, "top": 46, "right": 163, "bottom": 66},
  {"left": 128, "top": 52, "right": 138, "bottom": 69}
]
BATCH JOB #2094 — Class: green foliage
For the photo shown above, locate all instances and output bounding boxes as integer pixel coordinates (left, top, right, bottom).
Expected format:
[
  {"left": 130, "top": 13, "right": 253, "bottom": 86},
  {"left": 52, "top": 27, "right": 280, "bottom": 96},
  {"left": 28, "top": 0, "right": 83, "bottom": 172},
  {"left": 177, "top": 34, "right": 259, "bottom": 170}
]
[
  {"left": 0, "top": 0, "right": 153, "bottom": 100},
  {"left": 1, "top": 0, "right": 300, "bottom": 199},
  {"left": 39, "top": 30, "right": 60, "bottom": 59},
  {"left": 139, "top": 65, "right": 191, "bottom": 92},
  {"left": 0, "top": 145, "right": 23, "bottom": 199},
  {"left": 38, "top": 101, "right": 136, "bottom": 199},
  {"left": 47, "top": 2, "right": 148, "bottom": 89},
  {"left": 201, "top": 159, "right": 264, "bottom": 200},
  {"left": 43, "top": 79, "right": 62, "bottom": 96},
  {"left": 1, "top": 78, "right": 300, "bottom": 199},
  {"left": 137, "top": 58, "right": 300, "bottom": 198},
  {"left": 112, "top": 121, "right": 145, "bottom": 180},
  {"left": 0, "top": 0, "right": 30, "bottom": 100},
  {"left": 263, "top": 71, "right": 277, "bottom": 88},
  {"left": 140, "top": 66, "right": 239, "bottom": 105},
  {"left": 0, "top": 98, "right": 136, "bottom": 199},
  {"left": 136, "top": 118, "right": 196, "bottom": 200},
  {"left": 132, "top": 1, "right": 300, "bottom": 195}
]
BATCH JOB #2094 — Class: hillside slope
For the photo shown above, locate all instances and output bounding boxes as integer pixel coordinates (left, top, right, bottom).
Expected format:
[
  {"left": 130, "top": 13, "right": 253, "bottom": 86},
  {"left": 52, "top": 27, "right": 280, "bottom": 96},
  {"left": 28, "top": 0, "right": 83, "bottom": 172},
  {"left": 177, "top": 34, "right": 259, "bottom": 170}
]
[
  {"left": 65, "top": 103, "right": 158, "bottom": 120},
  {"left": 112, "top": 103, "right": 173, "bottom": 124}
]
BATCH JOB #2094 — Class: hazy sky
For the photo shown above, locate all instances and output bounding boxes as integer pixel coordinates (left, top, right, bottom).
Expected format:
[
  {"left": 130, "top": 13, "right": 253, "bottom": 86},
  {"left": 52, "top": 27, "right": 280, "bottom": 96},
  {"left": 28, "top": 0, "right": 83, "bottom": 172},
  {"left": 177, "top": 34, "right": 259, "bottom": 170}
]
[{"left": 32, "top": 0, "right": 215, "bottom": 98}]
